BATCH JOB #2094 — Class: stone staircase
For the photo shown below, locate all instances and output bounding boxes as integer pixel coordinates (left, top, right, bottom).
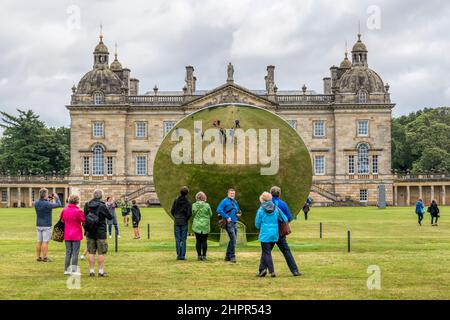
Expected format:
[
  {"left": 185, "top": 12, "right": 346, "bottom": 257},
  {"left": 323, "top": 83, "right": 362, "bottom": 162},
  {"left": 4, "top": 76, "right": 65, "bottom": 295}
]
[{"left": 310, "top": 185, "right": 359, "bottom": 206}]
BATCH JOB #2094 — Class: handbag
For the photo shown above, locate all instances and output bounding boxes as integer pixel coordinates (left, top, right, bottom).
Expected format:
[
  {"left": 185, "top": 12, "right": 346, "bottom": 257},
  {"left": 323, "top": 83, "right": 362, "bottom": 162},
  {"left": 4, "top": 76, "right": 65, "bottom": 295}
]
[
  {"left": 52, "top": 219, "right": 65, "bottom": 242},
  {"left": 277, "top": 209, "right": 291, "bottom": 237}
]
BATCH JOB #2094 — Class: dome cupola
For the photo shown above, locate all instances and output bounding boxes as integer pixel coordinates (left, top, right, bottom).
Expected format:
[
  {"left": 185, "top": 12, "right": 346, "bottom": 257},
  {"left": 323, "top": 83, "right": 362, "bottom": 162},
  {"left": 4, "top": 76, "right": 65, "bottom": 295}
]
[{"left": 351, "top": 33, "right": 368, "bottom": 67}]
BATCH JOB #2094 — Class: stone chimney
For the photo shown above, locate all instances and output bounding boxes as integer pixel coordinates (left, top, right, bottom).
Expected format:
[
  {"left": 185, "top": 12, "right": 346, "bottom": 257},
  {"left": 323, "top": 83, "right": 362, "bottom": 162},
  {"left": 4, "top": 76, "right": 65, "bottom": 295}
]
[
  {"left": 265, "top": 65, "right": 276, "bottom": 96},
  {"left": 129, "top": 78, "right": 139, "bottom": 95},
  {"left": 185, "top": 66, "right": 195, "bottom": 95},
  {"left": 323, "top": 77, "right": 332, "bottom": 95},
  {"left": 330, "top": 66, "right": 339, "bottom": 93}
]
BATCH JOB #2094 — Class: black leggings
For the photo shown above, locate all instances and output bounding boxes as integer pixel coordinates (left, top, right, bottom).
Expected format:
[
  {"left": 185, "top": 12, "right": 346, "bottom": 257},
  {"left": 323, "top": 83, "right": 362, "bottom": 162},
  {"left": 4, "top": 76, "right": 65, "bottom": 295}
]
[
  {"left": 195, "top": 233, "right": 208, "bottom": 257},
  {"left": 431, "top": 215, "right": 439, "bottom": 224}
]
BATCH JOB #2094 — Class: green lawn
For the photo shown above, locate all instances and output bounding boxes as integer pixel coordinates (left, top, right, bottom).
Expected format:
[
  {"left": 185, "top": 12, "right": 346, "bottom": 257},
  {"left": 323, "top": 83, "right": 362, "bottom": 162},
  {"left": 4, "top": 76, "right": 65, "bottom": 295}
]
[{"left": 0, "top": 206, "right": 449, "bottom": 300}]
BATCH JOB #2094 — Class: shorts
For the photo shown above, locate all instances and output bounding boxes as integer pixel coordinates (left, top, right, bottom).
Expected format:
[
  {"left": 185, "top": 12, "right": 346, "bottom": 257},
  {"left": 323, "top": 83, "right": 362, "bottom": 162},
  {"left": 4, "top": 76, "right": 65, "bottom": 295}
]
[
  {"left": 132, "top": 220, "right": 140, "bottom": 228},
  {"left": 37, "top": 227, "right": 52, "bottom": 242},
  {"left": 122, "top": 211, "right": 130, "bottom": 217},
  {"left": 87, "top": 237, "right": 108, "bottom": 255}
]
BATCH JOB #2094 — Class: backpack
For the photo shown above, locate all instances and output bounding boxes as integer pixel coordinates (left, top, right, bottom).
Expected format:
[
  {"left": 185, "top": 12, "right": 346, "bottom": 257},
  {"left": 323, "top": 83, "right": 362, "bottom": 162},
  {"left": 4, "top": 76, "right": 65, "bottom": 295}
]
[{"left": 84, "top": 206, "right": 101, "bottom": 234}]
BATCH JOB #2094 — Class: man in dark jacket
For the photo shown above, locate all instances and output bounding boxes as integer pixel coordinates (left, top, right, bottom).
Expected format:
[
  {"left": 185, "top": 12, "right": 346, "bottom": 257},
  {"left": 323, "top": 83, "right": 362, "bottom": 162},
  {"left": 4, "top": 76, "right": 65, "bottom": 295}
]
[
  {"left": 171, "top": 186, "right": 192, "bottom": 260},
  {"left": 270, "top": 186, "right": 301, "bottom": 276},
  {"left": 83, "top": 189, "right": 112, "bottom": 277}
]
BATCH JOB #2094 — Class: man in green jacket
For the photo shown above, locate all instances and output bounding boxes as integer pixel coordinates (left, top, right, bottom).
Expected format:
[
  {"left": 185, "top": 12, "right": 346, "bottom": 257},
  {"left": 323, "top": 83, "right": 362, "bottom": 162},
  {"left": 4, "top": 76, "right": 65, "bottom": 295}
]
[{"left": 192, "top": 191, "right": 213, "bottom": 261}]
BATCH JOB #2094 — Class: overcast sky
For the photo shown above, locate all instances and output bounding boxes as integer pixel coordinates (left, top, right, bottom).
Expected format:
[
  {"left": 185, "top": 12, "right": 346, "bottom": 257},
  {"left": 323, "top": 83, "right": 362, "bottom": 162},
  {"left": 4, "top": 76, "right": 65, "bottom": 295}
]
[{"left": 1, "top": 0, "right": 450, "bottom": 134}]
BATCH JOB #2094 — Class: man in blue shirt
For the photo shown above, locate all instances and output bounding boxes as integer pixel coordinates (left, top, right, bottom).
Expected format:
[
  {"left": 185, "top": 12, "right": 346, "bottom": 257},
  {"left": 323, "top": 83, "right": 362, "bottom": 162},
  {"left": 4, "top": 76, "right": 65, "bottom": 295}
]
[
  {"left": 34, "top": 188, "right": 62, "bottom": 262},
  {"left": 415, "top": 198, "right": 425, "bottom": 226},
  {"left": 270, "top": 186, "right": 301, "bottom": 276},
  {"left": 216, "top": 188, "right": 241, "bottom": 263}
]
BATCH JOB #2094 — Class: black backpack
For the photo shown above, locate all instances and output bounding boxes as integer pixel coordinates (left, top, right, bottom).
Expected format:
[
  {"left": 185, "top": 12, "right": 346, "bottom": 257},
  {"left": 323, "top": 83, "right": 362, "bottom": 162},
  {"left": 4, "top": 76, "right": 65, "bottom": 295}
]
[{"left": 84, "top": 206, "right": 101, "bottom": 234}]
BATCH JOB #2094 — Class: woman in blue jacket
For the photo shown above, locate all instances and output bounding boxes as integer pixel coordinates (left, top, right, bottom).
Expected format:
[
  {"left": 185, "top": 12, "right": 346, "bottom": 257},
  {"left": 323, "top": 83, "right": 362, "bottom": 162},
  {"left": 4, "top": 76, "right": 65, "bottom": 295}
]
[{"left": 255, "top": 192, "right": 287, "bottom": 278}]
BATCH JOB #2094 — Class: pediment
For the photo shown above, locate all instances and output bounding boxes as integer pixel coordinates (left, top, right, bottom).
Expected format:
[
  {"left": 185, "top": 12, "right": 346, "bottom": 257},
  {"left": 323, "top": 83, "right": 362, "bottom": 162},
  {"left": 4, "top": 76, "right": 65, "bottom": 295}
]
[{"left": 183, "top": 83, "right": 277, "bottom": 110}]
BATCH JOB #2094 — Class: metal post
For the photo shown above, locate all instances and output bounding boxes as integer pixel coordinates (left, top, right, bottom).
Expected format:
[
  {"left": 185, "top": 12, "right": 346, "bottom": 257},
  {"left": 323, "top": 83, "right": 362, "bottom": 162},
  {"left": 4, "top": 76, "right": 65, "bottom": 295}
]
[
  {"left": 347, "top": 230, "right": 351, "bottom": 253},
  {"left": 147, "top": 223, "right": 150, "bottom": 240},
  {"left": 320, "top": 222, "right": 322, "bottom": 239}
]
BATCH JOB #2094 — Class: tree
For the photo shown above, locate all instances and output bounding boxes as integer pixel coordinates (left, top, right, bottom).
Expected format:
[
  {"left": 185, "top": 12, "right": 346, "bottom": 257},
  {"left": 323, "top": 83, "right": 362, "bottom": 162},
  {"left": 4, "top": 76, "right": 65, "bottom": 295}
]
[
  {"left": 0, "top": 109, "right": 70, "bottom": 174},
  {"left": 392, "top": 107, "right": 450, "bottom": 173}
]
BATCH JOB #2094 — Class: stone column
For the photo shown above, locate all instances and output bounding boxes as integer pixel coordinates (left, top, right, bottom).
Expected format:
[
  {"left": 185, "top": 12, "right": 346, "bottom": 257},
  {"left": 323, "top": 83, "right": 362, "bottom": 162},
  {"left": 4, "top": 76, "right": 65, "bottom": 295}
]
[
  {"left": 419, "top": 185, "right": 423, "bottom": 200},
  {"left": 52, "top": 187, "right": 56, "bottom": 196},
  {"left": 406, "top": 186, "right": 410, "bottom": 206},
  {"left": 394, "top": 186, "right": 398, "bottom": 206},
  {"left": 17, "top": 187, "right": 21, "bottom": 208},
  {"left": 6, "top": 187, "right": 10, "bottom": 208},
  {"left": 29, "top": 187, "right": 33, "bottom": 207},
  {"left": 442, "top": 185, "right": 446, "bottom": 206},
  {"left": 431, "top": 185, "right": 435, "bottom": 201}
]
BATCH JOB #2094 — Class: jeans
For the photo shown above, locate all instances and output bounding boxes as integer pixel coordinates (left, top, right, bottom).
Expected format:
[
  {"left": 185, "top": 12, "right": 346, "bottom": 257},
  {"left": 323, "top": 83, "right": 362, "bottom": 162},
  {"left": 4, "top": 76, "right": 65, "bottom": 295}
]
[
  {"left": 417, "top": 213, "right": 424, "bottom": 225},
  {"left": 275, "top": 235, "right": 299, "bottom": 274},
  {"left": 65, "top": 240, "right": 81, "bottom": 272},
  {"left": 259, "top": 242, "right": 276, "bottom": 273},
  {"left": 174, "top": 224, "right": 188, "bottom": 259},
  {"left": 108, "top": 224, "right": 119, "bottom": 236},
  {"left": 195, "top": 233, "right": 209, "bottom": 257},
  {"left": 225, "top": 222, "right": 237, "bottom": 259}
]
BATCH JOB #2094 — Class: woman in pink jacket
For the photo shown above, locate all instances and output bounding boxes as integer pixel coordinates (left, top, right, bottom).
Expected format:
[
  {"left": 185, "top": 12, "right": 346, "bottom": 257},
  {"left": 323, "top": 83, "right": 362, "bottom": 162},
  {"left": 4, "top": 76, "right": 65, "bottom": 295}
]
[{"left": 60, "top": 195, "right": 85, "bottom": 275}]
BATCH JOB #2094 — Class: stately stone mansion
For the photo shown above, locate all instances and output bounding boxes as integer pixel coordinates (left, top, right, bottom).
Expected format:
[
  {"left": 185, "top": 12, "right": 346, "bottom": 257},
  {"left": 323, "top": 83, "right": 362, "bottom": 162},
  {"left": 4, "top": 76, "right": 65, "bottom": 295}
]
[
  {"left": 1, "top": 32, "right": 449, "bottom": 207},
  {"left": 65, "top": 30, "right": 395, "bottom": 205}
]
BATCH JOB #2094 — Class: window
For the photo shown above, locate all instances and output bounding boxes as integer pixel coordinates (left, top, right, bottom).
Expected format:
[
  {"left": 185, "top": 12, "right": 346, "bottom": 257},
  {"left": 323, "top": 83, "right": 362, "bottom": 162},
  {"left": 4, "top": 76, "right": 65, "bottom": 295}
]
[
  {"left": 313, "top": 121, "right": 325, "bottom": 137},
  {"left": 107, "top": 156, "right": 113, "bottom": 176},
  {"left": 287, "top": 120, "right": 297, "bottom": 130},
  {"left": 357, "top": 120, "right": 369, "bottom": 136},
  {"left": 136, "top": 156, "right": 147, "bottom": 176},
  {"left": 372, "top": 155, "right": 379, "bottom": 174},
  {"left": 83, "top": 157, "right": 90, "bottom": 176},
  {"left": 93, "top": 92, "right": 104, "bottom": 105},
  {"left": 1, "top": 191, "right": 7, "bottom": 202},
  {"left": 92, "top": 122, "right": 104, "bottom": 138},
  {"left": 359, "top": 189, "right": 368, "bottom": 202},
  {"left": 163, "top": 121, "right": 176, "bottom": 136},
  {"left": 314, "top": 155, "right": 325, "bottom": 175},
  {"left": 357, "top": 143, "right": 369, "bottom": 174},
  {"left": 92, "top": 145, "right": 104, "bottom": 176},
  {"left": 348, "top": 155, "right": 355, "bottom": 174},
  {"left": 357, "top": 90, "right": 367, "bottom": 103},
  {"left": 31, "top": 190, "right": 36, "bottom": 202},
  {"left": 136, "top": 122, "right": 147, "bottom": 138}
]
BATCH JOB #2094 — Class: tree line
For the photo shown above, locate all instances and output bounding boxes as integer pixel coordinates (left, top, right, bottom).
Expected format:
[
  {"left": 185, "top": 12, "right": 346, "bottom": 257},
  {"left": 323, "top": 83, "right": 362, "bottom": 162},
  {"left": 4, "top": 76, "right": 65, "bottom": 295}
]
[{"left": 0, "top": 107, "right": 449, "bottom": 175}]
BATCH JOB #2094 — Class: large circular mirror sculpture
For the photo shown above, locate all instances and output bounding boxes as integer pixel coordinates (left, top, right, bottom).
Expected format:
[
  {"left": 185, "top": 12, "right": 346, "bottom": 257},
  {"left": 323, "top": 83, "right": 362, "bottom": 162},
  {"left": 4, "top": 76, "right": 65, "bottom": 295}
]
[{"left": 154, "top": 104, "right": 312, "bottom": 242}]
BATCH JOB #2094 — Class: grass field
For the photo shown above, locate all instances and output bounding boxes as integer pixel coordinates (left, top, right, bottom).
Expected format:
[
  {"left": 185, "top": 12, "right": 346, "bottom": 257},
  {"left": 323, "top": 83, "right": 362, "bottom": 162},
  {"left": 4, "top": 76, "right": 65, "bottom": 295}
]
[{"left": 0, "top": 206, "right": 449, "bottom": 300}]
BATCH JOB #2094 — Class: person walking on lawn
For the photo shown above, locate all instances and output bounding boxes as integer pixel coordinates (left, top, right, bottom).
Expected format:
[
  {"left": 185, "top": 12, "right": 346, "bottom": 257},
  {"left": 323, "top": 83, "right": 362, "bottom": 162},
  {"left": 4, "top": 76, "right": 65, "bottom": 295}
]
[
  {"left": 415, "top": 198, "right": 425, "bottom": 226},
  {"left": 270, "top": 186, "right": 301, "bottom": 276},
  {"left": 255, "top": 192, "right": 288, "bottom": 278},
  {"left": 131, "top": 200, "right": 142, "bottom": 239},
  {"left": 171, "top": 186, "right": 192, "bottom": 260},
  {"left": 428, "top": 200, "right": 440, "bottom": 226},
  {"left": 192, "top": 191, "right": 213, "bottom": 261},
  {"left": 216, "top": 188, "right": 241, "bottom": 263},
  {"left": 83, "top": 189, "right": 113, "bottom": 277},
  {"left": 60, "top": 194, "right": 85, "bottom": 275},
  {"left": 34, "top": 188, "right": 62, "bottom": 262}
]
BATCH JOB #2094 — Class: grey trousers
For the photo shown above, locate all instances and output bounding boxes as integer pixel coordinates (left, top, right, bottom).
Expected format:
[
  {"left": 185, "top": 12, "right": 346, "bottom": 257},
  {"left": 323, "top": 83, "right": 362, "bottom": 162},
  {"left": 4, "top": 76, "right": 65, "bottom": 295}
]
[{"left": 65, "top": 240, "right": 81, "bottom": 272}]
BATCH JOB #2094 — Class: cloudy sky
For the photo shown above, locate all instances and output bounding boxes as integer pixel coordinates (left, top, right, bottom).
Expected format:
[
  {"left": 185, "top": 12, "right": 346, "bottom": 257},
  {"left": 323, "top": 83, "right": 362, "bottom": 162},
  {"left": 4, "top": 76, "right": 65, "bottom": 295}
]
[{"left": 1, "top": 0, "right": 450, "bottom": 133}]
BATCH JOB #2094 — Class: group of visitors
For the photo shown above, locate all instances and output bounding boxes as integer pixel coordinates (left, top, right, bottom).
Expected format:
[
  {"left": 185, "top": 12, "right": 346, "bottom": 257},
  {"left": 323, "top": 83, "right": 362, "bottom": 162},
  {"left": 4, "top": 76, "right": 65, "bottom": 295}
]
[
  {"left": 212, "top": 119, "right": 241, "bottom": 144},
  {"left": 415, "top": 198, "right": 441, "bottom": 226},
  {"left": 34, "top": 188, "right": 142, "bottom": 276},
  {"left": 170, "top": 185, "right": 301, "bottom": 277}
]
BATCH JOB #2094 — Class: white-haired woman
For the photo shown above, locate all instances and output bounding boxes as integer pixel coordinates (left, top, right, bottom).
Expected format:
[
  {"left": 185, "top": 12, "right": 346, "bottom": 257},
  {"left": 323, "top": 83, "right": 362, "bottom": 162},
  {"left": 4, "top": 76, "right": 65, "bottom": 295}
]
[
  {"left": 255, "top": 191, "right": 287, "bottom": 277},
  {"left": 192, "top": 191, "right": 213, "bottom": 261},
  {"left": 60, "top": 194, "right": 85, "bottom": 275}
]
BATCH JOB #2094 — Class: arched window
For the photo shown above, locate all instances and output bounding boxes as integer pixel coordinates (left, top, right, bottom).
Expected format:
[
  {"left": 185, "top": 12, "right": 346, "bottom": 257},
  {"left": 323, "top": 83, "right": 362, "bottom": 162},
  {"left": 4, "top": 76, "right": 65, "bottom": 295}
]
[
  {"left": 92, "top": 145, "right": 104, "bottom": 176},
  {"left": 93, "top": 92, "right": 104, "bottom": 105},
  {"left": 357, "top": 143, "right": 369, "bottom": 174},
  {"left": 357, "top": 90, "right": 367, "bottom": 104}
]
